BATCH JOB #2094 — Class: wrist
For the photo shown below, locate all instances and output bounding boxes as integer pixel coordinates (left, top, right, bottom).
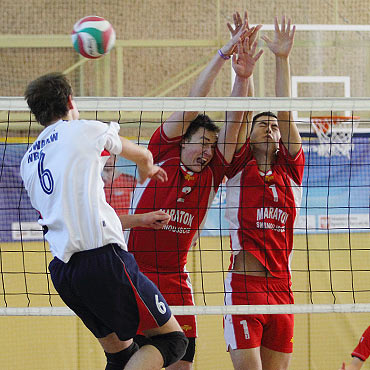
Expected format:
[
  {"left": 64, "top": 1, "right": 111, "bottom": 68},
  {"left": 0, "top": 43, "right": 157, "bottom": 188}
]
[{"left": 218, "top": 49, "right": 231, "bottom": 60}]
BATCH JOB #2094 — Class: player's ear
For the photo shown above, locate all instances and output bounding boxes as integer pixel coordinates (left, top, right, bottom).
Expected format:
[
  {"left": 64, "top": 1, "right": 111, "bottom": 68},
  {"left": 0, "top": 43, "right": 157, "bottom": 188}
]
[{"left": 67, "top": 95, "right": 74, "bottom": 110}]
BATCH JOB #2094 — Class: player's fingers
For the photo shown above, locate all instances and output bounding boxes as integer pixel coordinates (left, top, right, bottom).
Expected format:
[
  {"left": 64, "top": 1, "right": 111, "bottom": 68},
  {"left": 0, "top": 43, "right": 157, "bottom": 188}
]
[
  {"left": 274, "top": 16, "right": 279, "bottom": 33},
  {"left": 227, "top": 22, "right": 234, "bottom": 34},
  {"left": 250, "top": 40, "right": 257, "bottom": 55},
  {"left": 291, "top": 25, "right": 296, "bottom": 39},
  {"left": 286, "top": 18, "right": 291, "bottom": 34},
  {"left": 261, "top": 35, "right": 271, "bottom": 45},
  {"left": 156, "top": 213, "right": 171, "bottom": 222},
  {"left": 253, "top": 49, "right": 264, "bottom": 62},
  {"left": 245, "top": 26, "right": 255, "bottom": 38},
  {"left": 235, "top": 11, "right": 241, "bottom": 26},
  {"left": 153, "top": 167, "right": 168, "bottom": 182},
  {"left": 281, "top": 15, "right": 286, "bottom": 32}
]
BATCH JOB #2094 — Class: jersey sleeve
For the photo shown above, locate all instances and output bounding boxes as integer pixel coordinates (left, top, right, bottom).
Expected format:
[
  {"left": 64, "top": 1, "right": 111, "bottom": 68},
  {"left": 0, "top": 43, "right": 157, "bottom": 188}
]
[
  {"left": 225, "top": 140, "right": 252, "bottom": 179},
  {"left": 148, "top": 125, "right": 182, "bottom": 162},
  {"left": 352, "top": 326, "right": 370, "bottom": 362},
  {"left": 81, "top": 120, "right": 123, "bottom": 155},
  {"left": 276, "top": 141, "right": 305, "bottom": 185}
]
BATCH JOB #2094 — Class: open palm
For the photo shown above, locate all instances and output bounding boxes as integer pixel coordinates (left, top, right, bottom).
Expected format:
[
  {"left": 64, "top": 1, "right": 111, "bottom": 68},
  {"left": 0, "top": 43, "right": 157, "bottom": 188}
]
[
  {"left": 232, "top": 38, "right": 263, "bottom": 79},
  {"left": 262, "top": 16, "right": 295, "bottom": 58}
]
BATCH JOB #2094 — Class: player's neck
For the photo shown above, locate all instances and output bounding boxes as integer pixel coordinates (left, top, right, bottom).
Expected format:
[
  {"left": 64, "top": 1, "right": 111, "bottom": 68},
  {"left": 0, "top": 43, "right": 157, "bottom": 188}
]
[{"left": 252, "top": 146, "right": 276, "bottom": 173}]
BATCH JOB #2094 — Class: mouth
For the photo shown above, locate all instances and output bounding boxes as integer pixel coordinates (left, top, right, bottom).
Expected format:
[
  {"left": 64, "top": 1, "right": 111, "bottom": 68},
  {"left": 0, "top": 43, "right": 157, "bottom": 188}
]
[{"left": 196, "top": 157, "right": 208, "bottom": 166}]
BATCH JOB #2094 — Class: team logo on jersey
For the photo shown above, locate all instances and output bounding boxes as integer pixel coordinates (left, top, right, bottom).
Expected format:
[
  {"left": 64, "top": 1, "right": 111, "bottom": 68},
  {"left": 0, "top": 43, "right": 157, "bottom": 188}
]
[
  {"left": 181, "top": 324, "right": 193, "bottom": 332},
  {"left": 264, "top": 174, "right": 274, "bottom": 183},
  {"left": 184, "top": 173, "right": 195, "bottom": 181}
]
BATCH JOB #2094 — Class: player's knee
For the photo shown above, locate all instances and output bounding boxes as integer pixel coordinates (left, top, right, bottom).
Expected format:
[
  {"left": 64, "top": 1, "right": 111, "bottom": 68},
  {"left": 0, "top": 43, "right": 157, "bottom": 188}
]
[
  {"left": 150, "top": 331, "right": 189, "bottom": 368},
  {"left": 180, "top": 337, "right": 195, "bottom": 363},
  {"left": 104, "top": 341, "right": 138, "bottom": 370}
]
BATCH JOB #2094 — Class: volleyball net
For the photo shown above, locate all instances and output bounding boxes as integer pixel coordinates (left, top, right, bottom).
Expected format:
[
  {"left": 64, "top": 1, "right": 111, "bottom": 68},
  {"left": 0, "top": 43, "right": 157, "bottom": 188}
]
[{"left": 1, "top": 97, "right": 370, "bottom": 316}]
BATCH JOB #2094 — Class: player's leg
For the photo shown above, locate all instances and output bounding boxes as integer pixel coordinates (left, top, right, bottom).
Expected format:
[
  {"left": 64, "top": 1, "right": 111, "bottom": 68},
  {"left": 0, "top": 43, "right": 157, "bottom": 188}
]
[
  {"left": 229, "top": 347, "right": 262, "bottom": 370},
  {"left": 97, "top": 333, "right": 139, "bottom": 370},
  {"left": 116, "top": 250, "right": 187, "bottom": 369},
  {"left": 259, "top": 280, "right": 294, "bottom": 370},
  {"left": 50, "top": 246, "right": 187, "bottom": 370},
  {"left": 165, "top": 337, "right": 195, "bottom": 369},
  {"left": 125, "top": 315, "right": 187, "bottom": 370},
  {"left": 260, "top": 347, "right": 292, "bottom": 370},
  {"left": 224, "top": 273, "right": 268, "bottom": 370},
  {"left": 137, "top": 269, "right": 197, "bottom": 369}
]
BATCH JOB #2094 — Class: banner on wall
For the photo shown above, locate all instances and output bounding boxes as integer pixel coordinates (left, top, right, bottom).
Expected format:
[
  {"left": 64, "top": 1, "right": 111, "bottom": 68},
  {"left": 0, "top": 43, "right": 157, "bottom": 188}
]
[{"left": 1, "top": 138, "right": 370, "bottom": 242}]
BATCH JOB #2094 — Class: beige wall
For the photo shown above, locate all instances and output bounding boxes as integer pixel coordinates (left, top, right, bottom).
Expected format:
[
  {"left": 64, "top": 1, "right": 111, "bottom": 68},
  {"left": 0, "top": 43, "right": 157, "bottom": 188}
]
[
  {"left": 1, "top": 233, "right": 370, "bottom": 369},
  {"left": 1, "top": 0, "right": 370, "bottom": 99}
]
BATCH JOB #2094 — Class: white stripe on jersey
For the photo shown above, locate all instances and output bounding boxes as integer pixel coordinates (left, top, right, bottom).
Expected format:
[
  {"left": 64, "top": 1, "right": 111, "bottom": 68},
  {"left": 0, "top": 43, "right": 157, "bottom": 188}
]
[
  {"left": 224, "top": 272, "right": 237, "bottom": 350},
  {"left": 225, "top": 171, "right": 243, "bottom": 254}
]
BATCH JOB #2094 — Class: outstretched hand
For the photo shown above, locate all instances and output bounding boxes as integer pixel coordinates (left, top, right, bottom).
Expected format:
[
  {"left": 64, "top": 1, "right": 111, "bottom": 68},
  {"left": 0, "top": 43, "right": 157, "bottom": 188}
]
[
  {"left": 221, "top": 11, "right": 262, "bottom": 57},
  {"left": 227, "top": 11, "right": 262, "bottom": 51},
  {"left": 261, "top": 15, "right": 296, "bottom": 58},
  {"left": 232, "top": 37, "right": 263, "bottom": 79}
]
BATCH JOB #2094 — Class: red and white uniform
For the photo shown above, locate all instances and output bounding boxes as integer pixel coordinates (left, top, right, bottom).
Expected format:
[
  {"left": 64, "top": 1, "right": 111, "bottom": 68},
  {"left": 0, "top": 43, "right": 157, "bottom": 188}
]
[
  {"left": 224, "top": 139, "right": 305, "bottom": 352},
  {"left": 127, "top": 125, "right": 226, "bottom": 337},
  {"left": 352, "top": 326, "right": 370, "bottom": 362},
  {"left": 104, "top": 173, "right": 136, "bottom": 216}
]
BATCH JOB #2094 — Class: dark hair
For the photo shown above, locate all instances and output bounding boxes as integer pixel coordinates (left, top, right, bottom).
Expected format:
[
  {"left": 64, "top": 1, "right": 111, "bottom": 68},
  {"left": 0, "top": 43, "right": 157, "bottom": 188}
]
[
  {"left": 24, "top": 72, "right": 72, "bottom": 126},
  {"left": 183, "top": 114, "right": 219, "bottom": 141},
  {"left": 250, "top": 111, "right": 278, "bottom": 133}
]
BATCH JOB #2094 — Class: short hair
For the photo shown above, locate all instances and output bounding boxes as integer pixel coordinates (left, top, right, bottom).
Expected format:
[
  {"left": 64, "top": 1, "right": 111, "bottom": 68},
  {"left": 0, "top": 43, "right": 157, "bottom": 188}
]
[
  {"left": 183, "top": 114, "right": 219, "bottom": 142},
  {"left": 24, "top": 72, "right": 72, "bottom": 127},
  {"left": 250, "top": 111, "right": 278, "bottom": 133}
]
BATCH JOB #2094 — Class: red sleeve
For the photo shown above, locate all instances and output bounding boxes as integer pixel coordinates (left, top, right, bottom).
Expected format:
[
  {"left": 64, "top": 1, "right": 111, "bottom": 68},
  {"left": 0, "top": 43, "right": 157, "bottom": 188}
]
[
  {"left": 148, "top": 125, "right": 182, "bottom": 163},
  {"left": 352, "top": 326, "right": 370, "bottom": 362},
  {"left": 276, "top": 141, "right": 305, "bottom": 185},
  {"left": 225, "top": 140, "right": 252, "bottom": 179}
]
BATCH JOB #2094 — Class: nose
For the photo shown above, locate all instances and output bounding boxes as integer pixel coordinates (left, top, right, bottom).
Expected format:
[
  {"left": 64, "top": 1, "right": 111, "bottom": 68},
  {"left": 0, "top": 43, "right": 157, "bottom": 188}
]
[
  {"left": 203, "top": 145, "right": 213, "bottom": 158},
  {"left": 266, "top": 124, "right": 272, "bottom": 133}
]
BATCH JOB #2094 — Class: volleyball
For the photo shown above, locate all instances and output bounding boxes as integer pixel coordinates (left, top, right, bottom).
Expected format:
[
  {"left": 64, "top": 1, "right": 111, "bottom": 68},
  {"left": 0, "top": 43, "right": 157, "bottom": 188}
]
[{"left": 71, "top": 16, "right": 116, "bottom": 59}]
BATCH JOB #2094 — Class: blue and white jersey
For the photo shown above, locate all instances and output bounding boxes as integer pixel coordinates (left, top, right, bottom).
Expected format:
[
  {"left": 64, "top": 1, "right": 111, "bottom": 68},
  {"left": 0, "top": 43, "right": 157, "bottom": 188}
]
[{"left": 20, "top": 119, "right": 126, "bottom": 263}]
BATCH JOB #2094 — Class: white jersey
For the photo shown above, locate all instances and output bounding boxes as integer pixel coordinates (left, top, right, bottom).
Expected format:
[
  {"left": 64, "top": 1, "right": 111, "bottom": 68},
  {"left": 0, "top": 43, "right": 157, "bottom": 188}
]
[{"left": 20, "top": 119, "right": 126, "bottom": 263}]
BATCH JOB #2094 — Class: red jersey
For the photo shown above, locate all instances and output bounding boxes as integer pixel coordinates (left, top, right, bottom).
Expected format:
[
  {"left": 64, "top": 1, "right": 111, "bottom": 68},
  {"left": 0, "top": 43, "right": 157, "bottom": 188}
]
[
  {"left": 104, "top": 173, "right": 136, "bottom": 216},
  {"left": 352, "top": 326, "right": 370, "bottom": 361},
  {"left": 127, "top": 125, "right": 226, "bottom": 271},
  {"left": 225, "top": 140, "right": 305, "bottom": 279}
]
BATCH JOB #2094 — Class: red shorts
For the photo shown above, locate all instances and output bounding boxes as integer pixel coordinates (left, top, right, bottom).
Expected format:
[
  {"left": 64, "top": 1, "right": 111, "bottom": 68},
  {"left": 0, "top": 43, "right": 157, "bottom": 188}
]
[
  {"left": 224, "top": 273, "right": 294, "bottom": 353},
  {"left": 139, "top": 266, "right": 197, "bottom": 338}
]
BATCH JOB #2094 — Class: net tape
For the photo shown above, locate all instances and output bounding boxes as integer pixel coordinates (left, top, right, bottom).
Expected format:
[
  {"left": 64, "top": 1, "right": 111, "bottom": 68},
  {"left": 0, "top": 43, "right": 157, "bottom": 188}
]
[
  {"left": 1, "top": 97, "right": 370, "bottom": 112},
  {"left": 2, "top": 304, "right": 370, "bottom": 316}
]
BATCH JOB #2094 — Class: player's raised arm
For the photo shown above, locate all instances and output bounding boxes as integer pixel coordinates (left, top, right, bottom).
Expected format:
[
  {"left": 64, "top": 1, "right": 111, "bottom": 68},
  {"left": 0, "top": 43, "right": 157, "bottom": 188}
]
[
  {"left": 217, "top": 12, "right": 263, "bottom": 163},
  {"left": 262, "top": 15, "right": 301, "bottom": 157},
  {"left": 163, "top": 12, "right": 254, "bottom": 139},
  {"left": 118, "top": 136, "right": 168, "bottom": 184}
]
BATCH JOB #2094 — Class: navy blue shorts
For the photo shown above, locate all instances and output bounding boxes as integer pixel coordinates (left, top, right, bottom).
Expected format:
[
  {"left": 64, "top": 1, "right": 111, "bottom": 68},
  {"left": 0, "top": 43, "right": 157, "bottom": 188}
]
[{"left": 49, "top": 244, "right": 172, "bottom": 341}]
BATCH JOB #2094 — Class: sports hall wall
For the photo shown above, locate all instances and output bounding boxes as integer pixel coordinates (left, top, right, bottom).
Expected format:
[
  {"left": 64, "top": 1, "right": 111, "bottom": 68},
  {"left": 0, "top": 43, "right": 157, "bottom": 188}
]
[
  {"left": 1, "top": 0, "right": 370, "bottom": 99},
  {"left": 1, "top": 1, "right": 370, "bottom": 369}
]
